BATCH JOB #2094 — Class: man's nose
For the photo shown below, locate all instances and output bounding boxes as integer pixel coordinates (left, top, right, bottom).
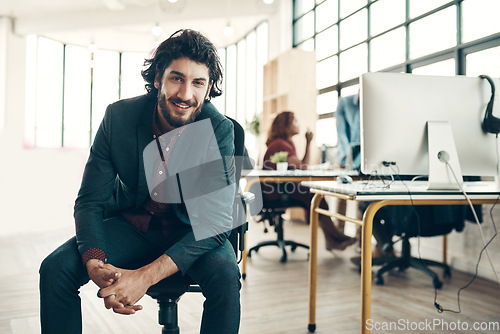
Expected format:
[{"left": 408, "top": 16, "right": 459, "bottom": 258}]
[{"left": 177, "top": 83, "right": 193, "bottom": 101}]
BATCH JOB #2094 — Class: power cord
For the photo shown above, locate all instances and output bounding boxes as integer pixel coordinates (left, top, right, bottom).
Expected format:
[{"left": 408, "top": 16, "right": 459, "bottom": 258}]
[
  {"left": 386, "top": 162, "right": 500, "bottom": 314},
  {"left": 434, "top": 197, "right": 499, "bottom": 313},
  {"left": 433, "top": 156, "right": 500, "bottom": 314}
]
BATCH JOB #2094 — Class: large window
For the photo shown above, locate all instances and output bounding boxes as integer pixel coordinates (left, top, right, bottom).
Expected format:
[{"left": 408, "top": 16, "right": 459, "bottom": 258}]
[
  {"left": 25, "top": 37, "right": 64, "bottom": 148},
  {"left": 293, "top": 0, "right": 500, "bottom": 154},
  {"left": 25, "top": 36, "right": 147, "bottom": 148},
  {"left": 222, "top": 22, "right": 269, "bottom": 160},
  {"left": 25, "top": 21, "right": 268, "bottom": 149}
]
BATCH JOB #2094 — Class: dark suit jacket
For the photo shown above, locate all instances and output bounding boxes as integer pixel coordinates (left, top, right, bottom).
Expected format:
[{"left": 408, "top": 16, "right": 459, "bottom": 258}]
[{"left": 74, "top": 94, "right": 235, "bottom": 274}]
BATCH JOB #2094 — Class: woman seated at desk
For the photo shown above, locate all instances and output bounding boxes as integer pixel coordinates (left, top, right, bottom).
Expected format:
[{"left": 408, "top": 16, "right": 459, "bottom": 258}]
[{"left": 262, "top": 111, "right": 356, "bottom": 251}]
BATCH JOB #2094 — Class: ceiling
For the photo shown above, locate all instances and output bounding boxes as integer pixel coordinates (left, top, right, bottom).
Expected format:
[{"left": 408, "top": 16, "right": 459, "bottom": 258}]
[{"left": 1, "top": 0, "right": 279, "bottom": 53}]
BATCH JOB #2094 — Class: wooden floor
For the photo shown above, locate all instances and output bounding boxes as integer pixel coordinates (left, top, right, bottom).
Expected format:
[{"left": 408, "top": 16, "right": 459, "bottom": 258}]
[{"left": 1, "top": 219, "right": 499, "bottom": 334}]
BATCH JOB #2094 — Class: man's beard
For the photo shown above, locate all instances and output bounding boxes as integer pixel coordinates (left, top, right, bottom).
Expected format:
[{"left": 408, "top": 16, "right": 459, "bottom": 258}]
[{"left": 157, "top": 91, "right": 204, "bottom": 128}]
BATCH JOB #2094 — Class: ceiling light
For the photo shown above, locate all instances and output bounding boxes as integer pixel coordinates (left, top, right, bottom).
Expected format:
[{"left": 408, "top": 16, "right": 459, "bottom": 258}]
[
  {"left": 223, "top": 24, "right": 234, "bottom": 36},
  {"left": 262, "top": 0, "right": 274, "bottom": 4},
  {"left": 168, "top": 0, "right": 178, "bottom": 3},
  {"left": 102, "top": 0, "right": 125, "bottom": 11},
  {"left": 152, "top": 24, "right": 163, "bottom": 37}
]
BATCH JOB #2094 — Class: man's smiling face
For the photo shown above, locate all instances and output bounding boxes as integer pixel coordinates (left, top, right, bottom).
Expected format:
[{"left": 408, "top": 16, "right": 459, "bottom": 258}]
[{"left": 155, "top": 57, "right": 213, "bottom": 128}]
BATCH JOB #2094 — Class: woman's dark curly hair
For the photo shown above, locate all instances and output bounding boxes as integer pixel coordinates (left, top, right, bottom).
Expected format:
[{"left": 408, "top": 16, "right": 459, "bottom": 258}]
[
  {"left": 266, "top": 111, "right": 295, "bottom": 146},
  {"left": 141, "top": 29, "right": 223, "bottom": 99}
]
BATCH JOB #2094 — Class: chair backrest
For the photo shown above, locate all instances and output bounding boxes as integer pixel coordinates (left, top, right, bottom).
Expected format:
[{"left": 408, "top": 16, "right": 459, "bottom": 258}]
[
  {"left": 376, "top": 205, "right": 466, "bottom": 238},
  {"left": 226, "top": 117, "right": 249, "bottom": 257}
]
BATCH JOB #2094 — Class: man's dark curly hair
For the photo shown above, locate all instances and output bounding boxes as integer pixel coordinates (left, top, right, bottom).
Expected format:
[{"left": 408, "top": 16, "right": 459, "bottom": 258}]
[{"left": 141, "top": 29, "right": 223, "bottom": 99}]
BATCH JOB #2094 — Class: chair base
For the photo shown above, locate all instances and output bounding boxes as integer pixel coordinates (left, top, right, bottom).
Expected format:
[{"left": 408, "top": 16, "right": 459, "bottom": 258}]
[
  {"left": 247, "top": 239, "right": 309, "bottom": 263},
  {"left": 249, "top": 204, "right": 309, "bottom": 262},
  {"left": 157, "top": 297, "right": 181, "bottom": 334},
  {"left": 146, "top": 273, "right": 202, "bottom": 334},
  {"left": 373, "top": 238, "right": 451, "bottom": 289}
]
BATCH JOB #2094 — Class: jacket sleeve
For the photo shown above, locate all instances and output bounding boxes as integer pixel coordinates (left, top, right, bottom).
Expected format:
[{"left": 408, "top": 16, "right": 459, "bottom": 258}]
[
  {"left": 165, "top": 116, "right": 236, "bottom": 275},
  {"left": 74, "top": 105, "right": 117, "bottom": 264}
]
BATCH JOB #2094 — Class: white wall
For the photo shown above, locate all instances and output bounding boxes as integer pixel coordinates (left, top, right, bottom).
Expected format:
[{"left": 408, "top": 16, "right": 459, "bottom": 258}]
[
  {"left": 0, "top": 17, "right": 8, "bottom": 133},
  {"left": 0, "top": 24, "right": 88, "bottom": 236}
]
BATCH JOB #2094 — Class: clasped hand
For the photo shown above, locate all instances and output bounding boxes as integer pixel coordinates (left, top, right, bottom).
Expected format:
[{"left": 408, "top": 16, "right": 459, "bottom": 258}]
[{"left": 89, "top": 261, "right": 148, "bottom": 315}]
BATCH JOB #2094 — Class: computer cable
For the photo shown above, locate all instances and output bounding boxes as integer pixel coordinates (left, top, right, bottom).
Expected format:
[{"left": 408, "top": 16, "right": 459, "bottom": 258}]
[
  {"left": 433, "top": 197, "right": 498, "bottom": 314},
  {"left": 433, "top": 159, "right": 500, "bottom": 314},
  {"left": 442, "top": 155, "right": 499, "bottom": 284}
]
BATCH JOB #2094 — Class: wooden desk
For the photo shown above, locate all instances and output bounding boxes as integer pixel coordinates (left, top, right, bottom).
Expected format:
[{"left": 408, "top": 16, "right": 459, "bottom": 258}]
[
  {"left": 241, "top": 169, "right": 357, "bottom": 278},
  {"left": 301, "top": 180, "right": 500, "bottom": 334}
]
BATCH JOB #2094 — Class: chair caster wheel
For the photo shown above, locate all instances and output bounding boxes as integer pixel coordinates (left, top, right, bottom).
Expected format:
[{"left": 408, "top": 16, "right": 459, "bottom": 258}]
[
  {"left": 375, "top": 276, "right": 384, "bottom": 285},
  {"left": 242, "top": 273, "right": 246, "bottom": 280},
  {"left": 443, "top": 268, "right": 451, "bottom": 279},
  {"left": 291, "top": 245, "right": 297, "bottom": 252}
]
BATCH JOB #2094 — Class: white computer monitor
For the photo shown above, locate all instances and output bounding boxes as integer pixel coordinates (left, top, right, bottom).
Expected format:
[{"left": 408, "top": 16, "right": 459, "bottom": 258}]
[{"left": 360, "top": 72, "right": 500, "bottom": 189}]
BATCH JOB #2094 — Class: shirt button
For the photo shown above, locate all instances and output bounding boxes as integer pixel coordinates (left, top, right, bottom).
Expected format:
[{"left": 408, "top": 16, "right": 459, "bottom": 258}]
[
  {"left": 159, "top": 171, "right": 163, "bottom": 175},
  {"left": 153, "top": 192, "right": 158, "bottom": 196},
  {"left": 166, "top": 147, "right": 169, "bottom": 152}
]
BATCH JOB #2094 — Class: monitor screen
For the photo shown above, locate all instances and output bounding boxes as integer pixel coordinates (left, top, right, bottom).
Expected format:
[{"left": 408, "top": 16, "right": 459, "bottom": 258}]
[{"left": 360, "top": 72, "right": 499, "bottom": 184}]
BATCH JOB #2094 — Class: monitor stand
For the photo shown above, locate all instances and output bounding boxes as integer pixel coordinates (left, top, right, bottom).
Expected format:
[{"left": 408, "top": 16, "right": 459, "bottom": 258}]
[{"left": 427, "top": 121, "right": 464, "bottom": 190}]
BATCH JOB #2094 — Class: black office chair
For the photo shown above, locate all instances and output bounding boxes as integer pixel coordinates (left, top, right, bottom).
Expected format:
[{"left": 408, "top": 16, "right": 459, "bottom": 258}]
[
  {"left": 371, "top": 205, "right": 468, "bottom": 289},
  {"left": 247, "top": 184, "right": 309, "bottom": 263},
  {"left": 146, "top": 117, "right": 253, "bottom": 334}
]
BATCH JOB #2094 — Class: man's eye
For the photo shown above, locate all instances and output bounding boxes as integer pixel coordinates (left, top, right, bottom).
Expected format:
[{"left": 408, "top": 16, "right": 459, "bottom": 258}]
[{"left": 194, "top": 81, "right": 205, "bottom": 87}]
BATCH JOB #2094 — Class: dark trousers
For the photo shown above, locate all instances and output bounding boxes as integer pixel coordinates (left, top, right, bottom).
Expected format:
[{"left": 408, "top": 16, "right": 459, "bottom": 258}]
[{"left": 39, "top": 215, "right": 241, "bottom": 334}]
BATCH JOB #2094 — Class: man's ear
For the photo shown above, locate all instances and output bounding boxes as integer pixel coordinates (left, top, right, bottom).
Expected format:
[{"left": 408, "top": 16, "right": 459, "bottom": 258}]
[
  {"left": 154, "top": 72, "right": 161, "bottom": 89},
  {"left": 205, "top": 81, "right": 214, "bottom": 100}
]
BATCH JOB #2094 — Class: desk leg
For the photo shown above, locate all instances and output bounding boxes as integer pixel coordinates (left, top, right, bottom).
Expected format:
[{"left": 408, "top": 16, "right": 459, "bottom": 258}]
[
  {"left": 361, "top": 202, "right": 388, "bottom": 334},
  {"left": 442, "top": 235, "right": 447, "bottom": 264},
  {"left": 242, "top": 234, "right": 247, "bottom": 279},
  {"left": 308, "top": 193, "right": 323, "bottom": 333}
]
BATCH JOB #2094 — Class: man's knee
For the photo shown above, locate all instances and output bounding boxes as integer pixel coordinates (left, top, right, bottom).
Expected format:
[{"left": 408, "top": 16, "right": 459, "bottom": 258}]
[
  {"left": 196, "top": 247, "right": 241, "bottom": 292},
  {"left": 39, "top": 239, "right": 87, "bottom": 287},
  {"left": 209, "top": 255, "right": 241, "bottom": 293},
  {"left": 216, "top": 260, "right": 241, "bottom": 283}
]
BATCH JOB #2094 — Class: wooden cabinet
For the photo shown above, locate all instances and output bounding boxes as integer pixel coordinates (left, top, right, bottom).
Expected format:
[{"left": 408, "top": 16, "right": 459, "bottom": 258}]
[
  {"left": 259, "top": 48, "right": 320, "bottom": 166},
  {"left": 260, "top": 48, "right": 319, "bottom": 222}
]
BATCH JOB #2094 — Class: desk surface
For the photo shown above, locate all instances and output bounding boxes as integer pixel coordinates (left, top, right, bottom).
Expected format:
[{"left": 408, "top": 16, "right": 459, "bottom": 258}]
[
  {"left": 301, "top": 180, "right": 500, "bottom": 201},
  {"left": 242, "top": 168, "right": 358, "bottom": 178}
]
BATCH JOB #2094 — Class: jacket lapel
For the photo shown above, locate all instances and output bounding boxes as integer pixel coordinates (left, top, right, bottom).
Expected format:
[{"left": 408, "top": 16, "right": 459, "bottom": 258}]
[{"left": 136, "top": 98, "right": 156, "bottom": 207}]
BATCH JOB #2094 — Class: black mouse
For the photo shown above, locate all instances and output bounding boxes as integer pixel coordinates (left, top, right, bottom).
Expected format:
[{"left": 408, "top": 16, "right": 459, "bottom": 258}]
[{"left": 337, "top": 175, "right": 353, "bottom": 184}]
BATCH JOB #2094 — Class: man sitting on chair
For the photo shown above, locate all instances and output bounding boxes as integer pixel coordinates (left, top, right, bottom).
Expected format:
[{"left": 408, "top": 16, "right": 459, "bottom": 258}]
[{"left": 39, "top": 29, "right": 241, "bottom": 334}]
